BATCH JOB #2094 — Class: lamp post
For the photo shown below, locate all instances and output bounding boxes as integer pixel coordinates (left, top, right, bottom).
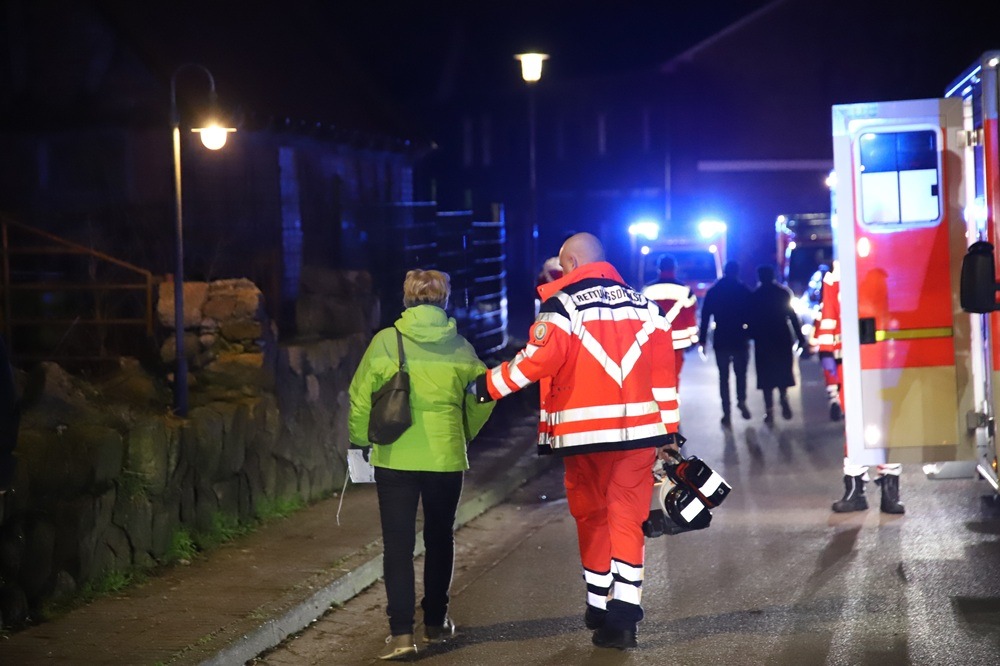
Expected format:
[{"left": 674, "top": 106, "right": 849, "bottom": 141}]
[
  {"left": 170, "top": 63, "right": 235, "bottom": 416},
  {"left": 515, "top": 52, "right": 548, "bottom": 284}
]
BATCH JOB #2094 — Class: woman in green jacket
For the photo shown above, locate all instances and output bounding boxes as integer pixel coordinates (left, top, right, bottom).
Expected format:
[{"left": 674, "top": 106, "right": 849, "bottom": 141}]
[{"left": 348, "top": 269, "right": 495, "bottom": 661}]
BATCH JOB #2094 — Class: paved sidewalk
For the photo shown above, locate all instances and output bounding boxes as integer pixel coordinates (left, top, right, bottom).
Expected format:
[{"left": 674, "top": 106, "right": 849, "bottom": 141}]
[{"left": 0, "top": 396, "right": 551, "bottom": 665}]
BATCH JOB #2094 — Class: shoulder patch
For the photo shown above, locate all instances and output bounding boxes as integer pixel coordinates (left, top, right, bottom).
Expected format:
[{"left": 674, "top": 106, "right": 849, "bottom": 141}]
[{"left": 531, "top": 321, "right": 553, "bottom": 346}]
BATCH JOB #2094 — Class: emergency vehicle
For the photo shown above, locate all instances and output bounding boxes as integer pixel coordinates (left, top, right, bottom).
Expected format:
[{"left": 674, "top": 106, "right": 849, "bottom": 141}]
[
  {"left": 776, "top": 213, "right": 834, "bottom": 297},
  {"left": 776, "top": 212, "right": 834, "bottom": 338},
  {"left": 628, "top": 220, "right": 726, "bottom": 298},
  {"left": 830, "top": 50, "right": 1000, "bottom": 492}
]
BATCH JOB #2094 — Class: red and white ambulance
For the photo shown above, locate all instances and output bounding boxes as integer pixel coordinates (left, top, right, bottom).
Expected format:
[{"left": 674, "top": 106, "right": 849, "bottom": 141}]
[{"left": 830, "top": 50, "right": 1000, "bottom": 492}]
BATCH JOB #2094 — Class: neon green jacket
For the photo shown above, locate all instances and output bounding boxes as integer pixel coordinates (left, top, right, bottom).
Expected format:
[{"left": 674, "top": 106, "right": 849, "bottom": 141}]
[{"left": 348, "top": 305, "right": 495, "bottom": 471}]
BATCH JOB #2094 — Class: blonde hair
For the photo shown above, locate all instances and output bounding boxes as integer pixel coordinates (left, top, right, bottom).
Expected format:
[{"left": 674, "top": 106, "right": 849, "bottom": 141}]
[{"left": 403, "top": 269, "right": 451, "bottom": 309}]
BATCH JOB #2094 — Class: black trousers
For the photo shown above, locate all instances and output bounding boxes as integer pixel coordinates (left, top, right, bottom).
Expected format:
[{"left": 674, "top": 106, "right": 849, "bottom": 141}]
[
  {"left": 714, "top": 344, "right": 749, "bottom": 413},
  {"left": 375, "top": 467, "right": 464, "bottom": 636}
]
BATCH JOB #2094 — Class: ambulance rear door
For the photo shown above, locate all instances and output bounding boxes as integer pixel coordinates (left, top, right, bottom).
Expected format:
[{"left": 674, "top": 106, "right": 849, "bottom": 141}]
[
  {"left": 832, "top": 97, "right": 972, "bottom": 466},
  {"left": 947, "top": 51, "right": 1000, "bottom": 487}
]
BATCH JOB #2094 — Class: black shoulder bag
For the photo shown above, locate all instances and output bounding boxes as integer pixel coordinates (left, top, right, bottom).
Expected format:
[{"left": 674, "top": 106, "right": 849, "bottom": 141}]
[{"left": 367, "top": 327, "right": 412, "bottom": 444}]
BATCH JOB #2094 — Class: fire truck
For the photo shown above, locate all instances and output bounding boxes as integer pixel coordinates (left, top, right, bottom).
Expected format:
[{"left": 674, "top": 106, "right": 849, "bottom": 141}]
[
  {"left": 628, "top": 220, "right": 726, "bottom": 299},
  {"left": 830, "top": 50, "right": 1000, "bottom": 491}
]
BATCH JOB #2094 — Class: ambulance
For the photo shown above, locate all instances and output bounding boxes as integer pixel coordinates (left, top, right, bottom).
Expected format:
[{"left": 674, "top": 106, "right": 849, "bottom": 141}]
[
  {"left": 830, "top": 50, "right": 1000, "bottom": 492},
  {"left": 628, "top": 220, "right": 727, "bottom": 299}
]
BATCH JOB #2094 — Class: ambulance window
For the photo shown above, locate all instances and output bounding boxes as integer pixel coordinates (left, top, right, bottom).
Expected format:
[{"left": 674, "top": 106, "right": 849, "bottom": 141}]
[{"left": 858, "top": 130, "right": 940, "bottom": 226}]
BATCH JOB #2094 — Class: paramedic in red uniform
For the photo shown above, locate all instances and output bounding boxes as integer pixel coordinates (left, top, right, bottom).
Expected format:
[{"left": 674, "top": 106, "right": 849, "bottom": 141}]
[
  {"left": 822, "top": 263, "right": 904, "bottom": 514},
  {"left": 812, "top": 262, "right": 844, "bottom": 421},
  {"left": 472, "top": 232, "right": 682, "bottom": 651},
  {"left": 641, "top": 254, "right": 698, "bottom": 386}
]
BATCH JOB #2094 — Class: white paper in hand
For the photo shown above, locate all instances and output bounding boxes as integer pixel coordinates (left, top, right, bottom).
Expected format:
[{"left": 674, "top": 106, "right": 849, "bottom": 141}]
[{"left": 347, "top": 446, "right": 375, "bottom": 483}]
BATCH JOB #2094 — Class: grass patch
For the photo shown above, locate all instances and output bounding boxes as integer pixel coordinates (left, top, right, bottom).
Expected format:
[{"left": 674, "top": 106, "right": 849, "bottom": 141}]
[
  {"left": 165, "top": 528, "right": 197, "bottom": 564},
  {"left": 80, "top": 569, "right": 134, "bottom": 601},
  {"left": 195, "top": 512, "right": 249, "bottom": 550},
  {"left": 254, "top": 496, "right": 305, "bottom": 522}
]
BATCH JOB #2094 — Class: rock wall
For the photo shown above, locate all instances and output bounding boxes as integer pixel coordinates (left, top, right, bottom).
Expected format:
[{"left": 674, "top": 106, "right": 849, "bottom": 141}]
[{"left": 0, "top": 272, "right": 377, "bottom": 628}]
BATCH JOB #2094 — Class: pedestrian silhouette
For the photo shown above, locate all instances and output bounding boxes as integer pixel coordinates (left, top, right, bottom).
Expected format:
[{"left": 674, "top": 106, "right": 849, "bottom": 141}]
[{"left": 747, "top": 264, "right": 809, "bottom": 425}]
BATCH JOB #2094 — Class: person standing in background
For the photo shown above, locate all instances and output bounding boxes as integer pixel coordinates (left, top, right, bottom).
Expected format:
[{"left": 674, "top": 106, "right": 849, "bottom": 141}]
[
  {"left": 642, "top": 254, "right": 698, "bottom": 387},
  {"left": 812, "top": 261, "right": 843, "bottom": 421},
  {"left": 747, "top": 264, "right": 810, "bottom": 425},
  {"left": 698, "top": 260, "right": 753, "bottom": 427},
  {"left": 822, "top": 263, "right": 904, "bottom": 514}
]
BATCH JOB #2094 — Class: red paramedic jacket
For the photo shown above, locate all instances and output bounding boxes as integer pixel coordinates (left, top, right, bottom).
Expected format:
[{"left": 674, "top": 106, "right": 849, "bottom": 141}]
[
  {"left": 815, "top": 265, "right": 842, "bottom": 358},
  {"left": 476, "top": 262, "right": 680, "bottom": 456}
]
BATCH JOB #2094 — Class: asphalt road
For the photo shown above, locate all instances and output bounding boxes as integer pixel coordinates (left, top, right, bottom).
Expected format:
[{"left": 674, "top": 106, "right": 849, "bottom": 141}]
[{"left": 253, "top": 354, "right": 1000, "bottom": 665}]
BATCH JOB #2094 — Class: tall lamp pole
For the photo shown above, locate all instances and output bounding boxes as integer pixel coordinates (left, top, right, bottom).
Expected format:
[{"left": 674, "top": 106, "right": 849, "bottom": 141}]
[
  {"left": 170, "top": 63, "right": 235, "bottom": 416},
  {"left": 515, "top": 52, "right": 548, "bottom": 282}
]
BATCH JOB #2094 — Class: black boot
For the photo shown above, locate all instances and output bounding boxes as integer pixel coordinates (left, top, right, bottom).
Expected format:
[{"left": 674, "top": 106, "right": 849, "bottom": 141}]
[
  {"left": 829, "top": 402, "right": 843, "bottom": 421},
  {"left": 876, "top": 475, "right": 905, "bottom": 514},
  {"left": 720, "top": 408, "right": 731, "bottom": 427},
  {"left": 780, "top": 394, "right": 793, "bottom": 420},
  {"left": 831, "top": 474, "right": 868, "bottom": 512}
]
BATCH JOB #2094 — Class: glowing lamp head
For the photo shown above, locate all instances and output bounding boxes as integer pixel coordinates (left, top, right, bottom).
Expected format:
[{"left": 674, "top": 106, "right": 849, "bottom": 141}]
[
  {"left": 640, "top": 246, "right": 650, "bottom": 255},
  {"left": 193, "top": 123, "right": 236, "bottom": 150},
  {"left": 515, "top": 53, "right": 549, "bottom": 83}
]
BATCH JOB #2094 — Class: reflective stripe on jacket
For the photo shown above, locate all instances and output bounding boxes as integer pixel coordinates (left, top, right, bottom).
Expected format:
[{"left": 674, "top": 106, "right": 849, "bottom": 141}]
[
  {"left": 641, "top": 279, "right": 699, "bottom": 349},
  {"left": 484, "top": 262, "right": 678, "bottom": 455},
  {"left": 815, "top": 267, "right": 842, "bottom": 358}
]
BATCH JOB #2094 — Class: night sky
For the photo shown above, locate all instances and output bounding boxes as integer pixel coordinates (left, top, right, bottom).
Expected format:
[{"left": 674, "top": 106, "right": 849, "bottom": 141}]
[{"left": 324, "top": 1, "right": 776, "bottom": 100}]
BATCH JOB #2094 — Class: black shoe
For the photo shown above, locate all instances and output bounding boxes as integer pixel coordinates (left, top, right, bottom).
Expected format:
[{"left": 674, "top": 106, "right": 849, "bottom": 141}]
[
  {"left": 591, "top": 626, "right": 637, "bottom": 650},
  {"left": 780, "top": 398, "right": 793, "bottom": 420},
  {"left": 829, "top": 402, "right": 843, "bottom": 421},
  {"left": 584, "top": 607, "right": 606, "bottom": 630},
  {"left": 876, "top": 475, "right": 905, "bottom": 514},
  {"left": 763, "top": 410, "right": 774, "bottom": 426},
  {"left": 832, "top": 474, "right": 868, "bottom": 512},
  {"left": 720, "top": 413, "right": 731, "bottom": 428},
  {"left": 737, "top": 402, "right": 751, "bottom": 419}
]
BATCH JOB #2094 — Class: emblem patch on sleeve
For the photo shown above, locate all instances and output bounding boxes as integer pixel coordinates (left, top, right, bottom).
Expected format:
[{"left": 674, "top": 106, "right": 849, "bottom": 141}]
[{"left": 531, "top": 322, "right": 552, "bottom": 346}]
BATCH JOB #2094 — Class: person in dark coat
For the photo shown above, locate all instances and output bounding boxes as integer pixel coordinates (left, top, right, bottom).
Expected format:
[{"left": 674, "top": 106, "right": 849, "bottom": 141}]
[
  {"left": 748, "top": 264, "right": 810, "bottom": 424},
  {"left": 698, "top": 260, "right": 753, "bottom": 427}
]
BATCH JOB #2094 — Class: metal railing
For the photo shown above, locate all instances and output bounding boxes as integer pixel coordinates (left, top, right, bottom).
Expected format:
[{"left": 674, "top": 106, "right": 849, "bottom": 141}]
[
  {"left": 0, "top": 214, "right": 157, "bottom": 365},
  {"left": 379, "top": 203, "right": 509, "bottom": 357}
]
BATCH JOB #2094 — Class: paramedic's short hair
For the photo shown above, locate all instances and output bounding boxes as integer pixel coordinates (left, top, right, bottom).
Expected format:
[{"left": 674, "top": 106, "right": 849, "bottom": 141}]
[
  {"left": 723, "top": 261, "right": 740, "bottom": 277},
  {"left": 658, "top": 254, "right": 676, "bottom": 273},
  {"left": 403, "top": 269, "right": 450, "bottom": 309}
]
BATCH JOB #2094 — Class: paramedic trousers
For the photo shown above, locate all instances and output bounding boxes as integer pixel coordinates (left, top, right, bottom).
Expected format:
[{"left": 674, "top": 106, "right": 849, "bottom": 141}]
[
  {"left": 375, "top": 467, "right": 464, "bottom": 636},
  {"left": 564, "top": 447, "right": 657, "bottom": 631}
]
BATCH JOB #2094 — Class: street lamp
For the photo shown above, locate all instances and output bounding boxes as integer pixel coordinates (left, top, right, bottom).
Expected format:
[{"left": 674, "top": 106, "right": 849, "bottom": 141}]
[
  {"left": 170, "top": 63, "right": 235, "bottom": 416},
  {"left": 515, "top": 52, "right": 548, "bottom": 284}
]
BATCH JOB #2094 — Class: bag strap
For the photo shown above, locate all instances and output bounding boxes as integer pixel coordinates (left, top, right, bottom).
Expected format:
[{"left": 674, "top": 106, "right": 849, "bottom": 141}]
[{"left": 393, "top": 326, "right": 406, "bottom": 371}]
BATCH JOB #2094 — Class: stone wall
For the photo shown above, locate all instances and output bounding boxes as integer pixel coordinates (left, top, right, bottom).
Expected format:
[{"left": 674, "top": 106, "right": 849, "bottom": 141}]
[{"left": 0, "top": 272, "right": 378, "bottom": 628}]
